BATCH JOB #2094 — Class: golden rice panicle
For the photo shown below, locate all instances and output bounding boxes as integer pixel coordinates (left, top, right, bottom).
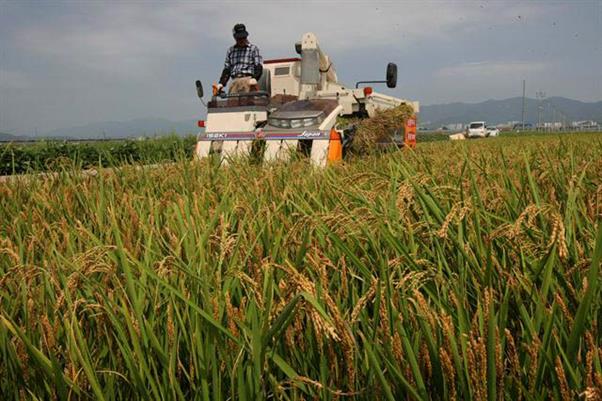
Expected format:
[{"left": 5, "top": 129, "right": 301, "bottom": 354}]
[
  {"left": 440, "top": 347, "right": 456, "bottom": 401},
  {"left": 1, "top": 132, "right": 601, "bottom": 400},
  {"left": 555, "top": 357, "right": 572, "bottom": 401}
]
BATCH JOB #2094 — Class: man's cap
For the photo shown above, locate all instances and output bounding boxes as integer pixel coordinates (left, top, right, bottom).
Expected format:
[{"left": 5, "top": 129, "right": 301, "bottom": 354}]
[{"left": 232, "top": 23, "right": 248, "bottom": 39}]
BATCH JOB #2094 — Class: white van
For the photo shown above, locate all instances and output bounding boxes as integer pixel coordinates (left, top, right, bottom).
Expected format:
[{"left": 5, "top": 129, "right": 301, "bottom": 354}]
[
  {"left": 467, "top": 121, "right": 487, "bottom": 138},
  {"left": 486, "top": 126, "right": 500, "bottom": 137}
]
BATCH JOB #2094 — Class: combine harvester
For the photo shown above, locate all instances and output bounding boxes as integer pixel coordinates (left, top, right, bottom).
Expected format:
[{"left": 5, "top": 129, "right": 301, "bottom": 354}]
[{"left": 194, "top": 32, "right": 419, "bottom": 167}]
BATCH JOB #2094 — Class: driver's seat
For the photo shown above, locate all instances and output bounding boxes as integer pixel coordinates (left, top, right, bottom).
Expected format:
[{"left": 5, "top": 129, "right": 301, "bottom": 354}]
[{"left": 257, "top": 68, "right": 271, "bottom": 96}]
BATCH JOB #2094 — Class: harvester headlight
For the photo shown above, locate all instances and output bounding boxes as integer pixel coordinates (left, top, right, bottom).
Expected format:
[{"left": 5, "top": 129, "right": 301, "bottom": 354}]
[
  {"left": 268, "top": 113, "right": 324, "bottom": 129},
  {"left": 269, "top": 118, "right": 290, "bottom": 128},
  {"left": 290, "top": 119, "right": 303, "bottom": 128},
  {"left": 303, "top": 118, "right": 315, "bottom": 127}
]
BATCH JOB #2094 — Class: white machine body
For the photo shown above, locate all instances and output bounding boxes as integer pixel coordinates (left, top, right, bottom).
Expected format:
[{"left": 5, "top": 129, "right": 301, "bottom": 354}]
[{"left": 196, "top": 32, "right": 419, "bottom": 166}]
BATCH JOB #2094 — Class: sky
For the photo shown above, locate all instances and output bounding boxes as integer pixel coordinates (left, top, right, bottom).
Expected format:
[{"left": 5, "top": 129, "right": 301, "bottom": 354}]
[{"left": 0, "top": 0, "right": 601, "bottom": 135}]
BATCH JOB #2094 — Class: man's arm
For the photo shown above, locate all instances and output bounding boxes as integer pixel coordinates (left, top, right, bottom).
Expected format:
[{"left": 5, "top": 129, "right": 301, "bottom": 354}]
[
  {"left": 219, "top": 48, "right": 232, "bottom": 86},
  {"left": 252, "top": 46, "right": 263, "bottom": 80}
]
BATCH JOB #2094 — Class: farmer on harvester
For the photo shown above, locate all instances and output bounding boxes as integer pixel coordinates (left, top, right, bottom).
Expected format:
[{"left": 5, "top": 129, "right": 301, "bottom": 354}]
[{"left": 217, "top": 23, "right": 263, "bottom": 94}]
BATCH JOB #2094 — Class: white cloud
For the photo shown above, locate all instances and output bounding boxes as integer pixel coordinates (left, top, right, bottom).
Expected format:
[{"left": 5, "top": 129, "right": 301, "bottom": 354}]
[
  {"left": 437, "top": 61, "right": 546, "bottom": 78},
  {"left": 0, "top": 69, "right": 31, "bottom": 89},
  {"left": 16, "top": 5, "right": 198, "bottom": 79},
  {"left": 13, "top": 1, "right": 556, "bottom": 77},
  {"left": 1, "top": 1, "right": 596, "bottom": 133}
]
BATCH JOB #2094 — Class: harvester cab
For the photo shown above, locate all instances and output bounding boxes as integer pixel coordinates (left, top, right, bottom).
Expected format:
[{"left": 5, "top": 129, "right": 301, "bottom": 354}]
[
  {"left": 194, "top": 73, "right": 272, "bottom": 163},
  {"left": 195, "top": 32, "right": 419, "bottom": 167}
]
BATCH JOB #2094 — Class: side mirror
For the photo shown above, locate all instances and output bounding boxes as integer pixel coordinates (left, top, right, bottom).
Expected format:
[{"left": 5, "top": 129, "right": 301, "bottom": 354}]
[
  {"left": 195, "top": 80, "right": 204, "bottom": 99},
  {"left": 386, "top": 63, "right": 397, "bottom": 88},
  {"left": 295, "top": 42, "right": 302, "bottom": 55},
  {"left": 355, "top": 62, "right": 398, "bottom": 89}
]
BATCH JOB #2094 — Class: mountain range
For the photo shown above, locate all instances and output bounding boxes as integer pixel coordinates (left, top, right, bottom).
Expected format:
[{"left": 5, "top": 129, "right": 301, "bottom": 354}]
[
  {"left": 41, "top": 118, "right": 198, "bottom": 140},
  {"left": 2, "top": 97, "right": 600, "bottom": 141},
  {"left": 0, "top": 118, "right": 197, "bottom": 142},
  {"left": 0, "top": 132, "right": 26, "bottom": 142},
  {"left": 420, "top": 96, "right": 602, "bottom": 128}
]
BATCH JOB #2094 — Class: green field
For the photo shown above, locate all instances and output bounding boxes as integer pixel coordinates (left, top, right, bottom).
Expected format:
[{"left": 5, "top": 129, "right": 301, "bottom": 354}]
[
  {"left": 1, "top": 133, "right": 601, "bottom": 400},
  {"left": 0, "top": 136, "right": 196, "bottom": 175},
  {"left": 2, "top": 131, "right": 598, "bottom": 176}
]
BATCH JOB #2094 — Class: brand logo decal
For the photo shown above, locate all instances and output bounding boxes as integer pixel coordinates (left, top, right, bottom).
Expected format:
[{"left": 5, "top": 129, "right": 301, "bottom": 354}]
[
  {"left": 206, "top": 133, "right": 227, "bottom": 139},
  {"left": 299, "top": 131, "right": 323, "bottom": 138}
]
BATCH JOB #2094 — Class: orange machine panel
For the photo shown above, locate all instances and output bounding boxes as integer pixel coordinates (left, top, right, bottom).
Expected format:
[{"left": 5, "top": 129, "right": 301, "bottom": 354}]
[{"left": 404, "top": 116, "right": 417, "bottom": 148}]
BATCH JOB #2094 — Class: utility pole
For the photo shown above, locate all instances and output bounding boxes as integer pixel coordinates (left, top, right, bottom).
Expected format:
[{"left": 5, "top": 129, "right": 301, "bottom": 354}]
[
  {"left": 521, "top": 80, "right": 526, "bottom": 131},
  {"left": 536, "top": 91, "right": 545, "bottom": 131}
]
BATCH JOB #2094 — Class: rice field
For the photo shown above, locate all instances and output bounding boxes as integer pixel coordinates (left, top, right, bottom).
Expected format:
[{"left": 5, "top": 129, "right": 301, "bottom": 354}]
[
  {"left": 1, "top": 133, "right": 601, "bottom": 400},
  {"left": 0, "top": 135, "right": 195, "bottom": 175}
]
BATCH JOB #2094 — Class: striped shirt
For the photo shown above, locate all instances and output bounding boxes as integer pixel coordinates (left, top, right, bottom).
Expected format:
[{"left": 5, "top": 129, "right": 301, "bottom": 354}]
[{"left": 223, "top": 43, "right": 262, "bottom": 78}]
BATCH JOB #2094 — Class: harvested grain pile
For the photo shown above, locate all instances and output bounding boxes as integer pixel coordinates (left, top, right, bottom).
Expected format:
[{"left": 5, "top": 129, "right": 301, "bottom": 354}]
[{"left": 351, "top": 103, "right": 415, "bottom": 152}]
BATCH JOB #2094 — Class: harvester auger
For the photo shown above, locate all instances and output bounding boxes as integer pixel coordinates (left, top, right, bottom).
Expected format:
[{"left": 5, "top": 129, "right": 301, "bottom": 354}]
[{"left": 194, "top": 32, "right": 419, "bottom": 167}]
